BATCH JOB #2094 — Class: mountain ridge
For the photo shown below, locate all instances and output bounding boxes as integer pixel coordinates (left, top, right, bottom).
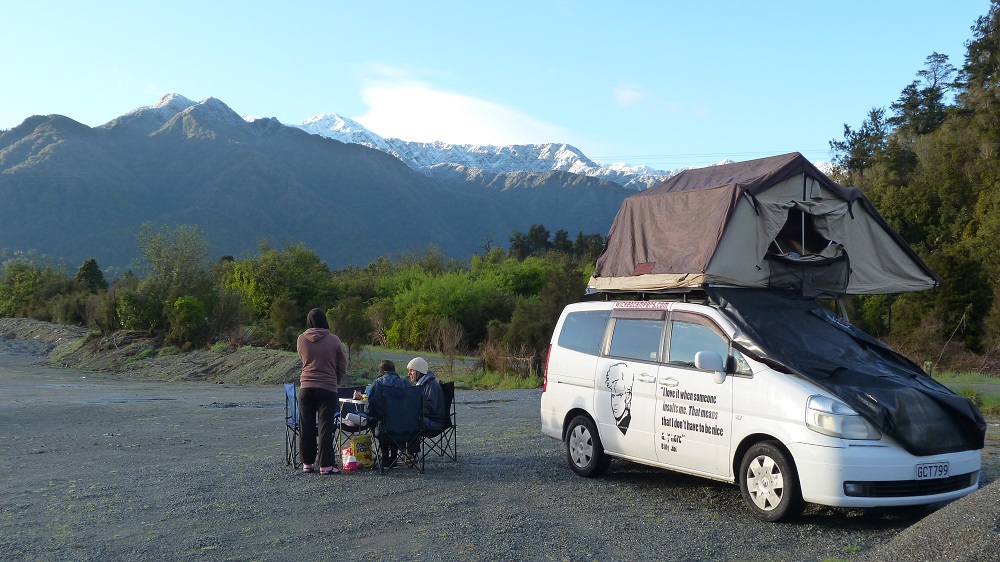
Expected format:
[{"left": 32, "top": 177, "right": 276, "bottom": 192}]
[
  {"left": 0, "top": 95, "right": 630, "bottom": 272},
  {"left": 295, "top": 112, "right": 677, "bottom": 190}
]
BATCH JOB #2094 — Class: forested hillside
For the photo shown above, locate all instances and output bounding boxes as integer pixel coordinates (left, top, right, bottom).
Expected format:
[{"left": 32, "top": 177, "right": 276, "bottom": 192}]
[{"left": 830, "top": 0, "right": 1000, "bottom": 370}]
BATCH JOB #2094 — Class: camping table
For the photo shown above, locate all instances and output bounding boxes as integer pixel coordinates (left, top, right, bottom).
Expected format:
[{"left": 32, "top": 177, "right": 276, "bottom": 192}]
[{"left": 337, "top": 398, "right": 374, "bottom": 467}]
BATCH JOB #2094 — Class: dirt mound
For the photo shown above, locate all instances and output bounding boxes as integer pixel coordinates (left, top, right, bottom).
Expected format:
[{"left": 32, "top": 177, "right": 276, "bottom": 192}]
[{"left": 0, "top": 318, "right": 300, "bottom": 385}]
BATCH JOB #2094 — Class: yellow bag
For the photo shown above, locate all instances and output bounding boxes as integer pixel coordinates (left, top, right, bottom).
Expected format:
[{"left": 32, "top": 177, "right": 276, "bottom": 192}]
[{"left": 350, "top": 434, "right": 374, "bottom": 468}]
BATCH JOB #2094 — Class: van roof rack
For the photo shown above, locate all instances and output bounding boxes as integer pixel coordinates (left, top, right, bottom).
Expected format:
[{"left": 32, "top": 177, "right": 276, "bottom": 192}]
[{"left": 581, "top": 288, "right": 709, "bottom": 304}]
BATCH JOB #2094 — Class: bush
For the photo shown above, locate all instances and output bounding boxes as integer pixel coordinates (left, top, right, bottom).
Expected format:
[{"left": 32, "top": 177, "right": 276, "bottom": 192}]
[
  {"left": 958, "top": 386, "right": 983, "bottom": 407},
  {"left": 165, "top": 296, "right": 209, "bottom": 347}
]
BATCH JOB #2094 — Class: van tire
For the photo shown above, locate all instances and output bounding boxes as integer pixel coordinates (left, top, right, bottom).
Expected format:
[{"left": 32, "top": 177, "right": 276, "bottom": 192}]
[
  {"left": 565, "top": 415, "right": 611, "bottom": 477},
  {"left": 739, "top": 441, "right": 804, "bottom": 522}
]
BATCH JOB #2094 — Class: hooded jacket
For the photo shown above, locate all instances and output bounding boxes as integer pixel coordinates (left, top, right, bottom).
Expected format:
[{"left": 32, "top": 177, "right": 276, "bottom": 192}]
[{"left": 296, "top": 328, "right": 347, "bottom": 393}]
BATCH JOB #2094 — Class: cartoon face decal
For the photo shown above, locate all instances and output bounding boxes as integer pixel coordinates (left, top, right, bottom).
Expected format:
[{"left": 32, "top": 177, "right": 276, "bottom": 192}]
[{"left": 605, "top": 362, "right": 633, "bottom": 434}]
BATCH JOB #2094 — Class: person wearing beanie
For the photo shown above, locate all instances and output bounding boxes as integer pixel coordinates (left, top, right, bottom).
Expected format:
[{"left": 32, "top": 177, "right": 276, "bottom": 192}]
[
  {"left": 407, "top": 357, "right": 447, "bottom": 435},
  {"left": 296, "top": 308, "right": 347, "bottom": 475}
]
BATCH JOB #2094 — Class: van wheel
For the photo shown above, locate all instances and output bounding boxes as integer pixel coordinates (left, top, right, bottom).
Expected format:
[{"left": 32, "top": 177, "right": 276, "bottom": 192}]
[
  {"left": 739, "top": 441, "right": 804, "bottom": 522},
  {"left": 566, "top": 415, "right": 610, "bottom": 477}
]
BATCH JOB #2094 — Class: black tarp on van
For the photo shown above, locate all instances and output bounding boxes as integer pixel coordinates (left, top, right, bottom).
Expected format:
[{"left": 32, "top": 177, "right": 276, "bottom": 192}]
[{"left": 706, "top": 287, "right": 986, "bottom": 457}]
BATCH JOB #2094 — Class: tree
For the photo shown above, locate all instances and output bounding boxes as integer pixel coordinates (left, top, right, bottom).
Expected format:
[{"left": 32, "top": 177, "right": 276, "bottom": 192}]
[
  {"left": 225, "top": 242, "right": 333, "bottom": 322},
  {"left": 328, "top": 297, "right": 372, "bottom": 362},
  {"left": 957, "top": 0, "right": 1000, "bottom": 118},
  {"left": 134, "top": 223, "right": 209, "bottom": 297},
  {"left": 526, "top": 224, "right": 552, "bottom": 256},
  {"left": 129, "top": 223, "right": 213, "bottom": 336},
  {"left": 75, "top": 258, "right": 107, "bottom": 293},
  {"left": 508, "top": 224, "right": 553, "bottom": 260},
  {"left": 889, "top": 52, "right": 956, "bottom": 140},
  {"left": 830, "top": 107, "right": 890, "bottom": 184},
  {"left": 165, "top": 296, "right": 209, "bottom": 348},
  {"left": 552, "top": 229, "right": 572, "bottom": 254}
]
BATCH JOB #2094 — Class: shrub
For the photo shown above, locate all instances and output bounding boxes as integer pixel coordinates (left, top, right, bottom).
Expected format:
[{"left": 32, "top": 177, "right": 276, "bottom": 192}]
[
  {"left": 958, "top": 386, "right": 983, "bottom": 407},
  {"left": 165, "top": 295, "right": 209, "bottom": 347}
]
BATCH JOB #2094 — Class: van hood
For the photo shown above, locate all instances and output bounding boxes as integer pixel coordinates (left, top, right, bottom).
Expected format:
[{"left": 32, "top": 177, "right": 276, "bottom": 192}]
[{"left": 706, "top": 287, "right": 986, "bottom": 456}]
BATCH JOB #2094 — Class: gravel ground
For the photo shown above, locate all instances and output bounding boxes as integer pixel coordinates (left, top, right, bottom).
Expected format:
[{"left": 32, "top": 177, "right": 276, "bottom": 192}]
[{"left": 1, "top": 337, "right": 999, "bottom": 561}]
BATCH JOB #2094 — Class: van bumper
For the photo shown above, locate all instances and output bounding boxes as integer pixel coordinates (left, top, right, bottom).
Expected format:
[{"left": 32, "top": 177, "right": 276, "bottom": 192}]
[
  {"left": 788, "top": 441, "right": 981, "bottom": 508},
  {"left": 539, "top": 401, "right": 563, "bottom": 441}
]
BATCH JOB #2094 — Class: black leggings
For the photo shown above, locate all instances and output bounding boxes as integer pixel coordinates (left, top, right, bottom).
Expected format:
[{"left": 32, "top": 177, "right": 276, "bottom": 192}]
[{"left": 298, "top": 387, "right": 339, "bottom": 467}]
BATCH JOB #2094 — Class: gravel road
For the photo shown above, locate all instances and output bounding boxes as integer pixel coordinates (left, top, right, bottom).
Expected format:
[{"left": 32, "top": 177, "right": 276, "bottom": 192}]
[{"left": 1, "top": 347, "right": 998, "bottom": 561}]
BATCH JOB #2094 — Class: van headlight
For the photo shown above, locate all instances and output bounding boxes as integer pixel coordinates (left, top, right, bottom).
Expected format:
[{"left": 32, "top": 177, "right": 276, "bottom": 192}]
[{"left": 805, "top": 395, "right": 882, "bottom": 440}]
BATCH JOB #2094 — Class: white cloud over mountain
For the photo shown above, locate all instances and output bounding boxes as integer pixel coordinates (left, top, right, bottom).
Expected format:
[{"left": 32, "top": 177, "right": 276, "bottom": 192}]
[{"left": 353, "top": 64, "right": 568, "bottom": 147}]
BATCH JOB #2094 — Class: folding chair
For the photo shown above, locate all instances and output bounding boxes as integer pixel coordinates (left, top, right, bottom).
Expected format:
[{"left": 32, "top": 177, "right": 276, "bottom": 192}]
[
  {"left": 283, "top": 383, "right": 301, "bottom": 469},
  {"left": 422, "top": 381, "right": 457, "bottom": 462},
  {"left": 375, "top": 385, "right": 425, "bottom": 474}
]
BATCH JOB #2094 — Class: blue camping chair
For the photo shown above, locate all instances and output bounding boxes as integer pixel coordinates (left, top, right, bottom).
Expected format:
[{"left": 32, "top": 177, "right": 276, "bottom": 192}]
[
  {"left": 376, "top": 385, "right": 425, "bottom": 473},
  {"left": 284, "top": 383, "right": 301, "bottom": 468},
  {"left": 422, "top": 381, "right": 457, "bottom": 462}
]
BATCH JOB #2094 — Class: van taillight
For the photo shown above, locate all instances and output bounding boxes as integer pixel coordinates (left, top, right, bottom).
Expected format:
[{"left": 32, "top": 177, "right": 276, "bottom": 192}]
[{"left": 543, "top": 344, "right": 551, "bottom": 392}]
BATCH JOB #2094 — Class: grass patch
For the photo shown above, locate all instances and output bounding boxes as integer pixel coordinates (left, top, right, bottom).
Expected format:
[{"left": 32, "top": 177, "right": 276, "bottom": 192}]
[
  {"left": 462, "top": 370, "right": 541, "bottom": 390},
  {"left": 156, "top": 346, "right": 182, "bottom": 357},
  {"left": 933, "top": 370, "right": 1000, "bottom": 385},
  {"left": 966, "top": 388, "right": 1000, "bottom": 416},
  {"left": 935, "top": 371, "right": 1000, "bottom": 415},
  {"left": 362, "top": 345, "right": 479, "bottom": 364},
  {"left": 341, "top": 346, "right": 542, "bottom": 391},
  {"left": 49, "top": 330, "right": 97, "bottom": 363}
]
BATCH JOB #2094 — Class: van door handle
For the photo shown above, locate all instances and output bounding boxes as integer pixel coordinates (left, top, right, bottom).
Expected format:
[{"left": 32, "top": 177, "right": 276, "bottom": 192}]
[
  {"left": 659, "top": 377, "right": 679, "bottom": 387},
  {"left": 637, "top": 373, "right": 656, "bottom": 383}
]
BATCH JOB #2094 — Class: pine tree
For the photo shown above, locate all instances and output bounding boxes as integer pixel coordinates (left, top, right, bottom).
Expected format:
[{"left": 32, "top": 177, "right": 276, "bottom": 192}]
[{"left": 74, "top": 258, "right": 107, "bottom": 293}]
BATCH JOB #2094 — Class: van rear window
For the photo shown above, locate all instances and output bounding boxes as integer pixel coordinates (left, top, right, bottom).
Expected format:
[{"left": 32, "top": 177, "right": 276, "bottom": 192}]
[{"left": 558, "top": 310, "right": 611, "bottom": 354}]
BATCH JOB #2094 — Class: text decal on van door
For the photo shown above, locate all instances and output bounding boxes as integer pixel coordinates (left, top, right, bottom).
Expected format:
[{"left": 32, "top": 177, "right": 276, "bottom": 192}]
[
  {"left": 606, "top": 363, "right": 633, "bottom": 434},
  {"left": 660, "top": 386, "right": 724, "bottom": 453}
]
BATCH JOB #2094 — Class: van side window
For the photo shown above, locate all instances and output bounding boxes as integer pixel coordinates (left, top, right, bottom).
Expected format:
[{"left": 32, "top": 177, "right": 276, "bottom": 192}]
[
  {"left": 667, "top": 316, "right": 729, "bottom": 368},
  {"left": 607, "top": 318, "right": 664, "bottom": 362},
  {"left": 557, "top": 310, "right": 612, "bottom": 354}
]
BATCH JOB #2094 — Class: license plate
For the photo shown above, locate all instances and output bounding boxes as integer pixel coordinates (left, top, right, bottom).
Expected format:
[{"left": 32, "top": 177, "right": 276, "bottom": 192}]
[{"left": 915, "top": 462, "right": 950, "bottom": 480}]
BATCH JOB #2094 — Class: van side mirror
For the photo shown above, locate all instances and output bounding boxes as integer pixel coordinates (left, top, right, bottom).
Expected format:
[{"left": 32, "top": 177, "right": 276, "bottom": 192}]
[{"left": 695, "top": 351, "right": 726, "bottom": 384}]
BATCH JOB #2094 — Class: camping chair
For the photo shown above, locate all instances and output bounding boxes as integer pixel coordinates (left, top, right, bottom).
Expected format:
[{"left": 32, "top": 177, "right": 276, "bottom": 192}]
[
  {"left": 284, "top": 383, "right": 301, "bottom": 469},
  {"left": 375, "top": 385, "right": 425, "bottom": 474},
  {"left": 422, "top": 381, "right": 457, "bottom": 462}
]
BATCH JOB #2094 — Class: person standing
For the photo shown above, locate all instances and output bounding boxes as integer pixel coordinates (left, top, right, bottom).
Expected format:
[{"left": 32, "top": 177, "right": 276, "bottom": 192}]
[{"left": 296, "top": 308, "right": 347, "bottom": 475}]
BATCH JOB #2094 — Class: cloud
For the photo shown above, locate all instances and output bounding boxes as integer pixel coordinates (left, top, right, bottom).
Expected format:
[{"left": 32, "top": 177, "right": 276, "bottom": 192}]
[
  {"left": 355, "top": 69, "right": 566, "bottom": 145},
  {"left": 613, "top": 82, "right": 708, "bottom": 120},
  {"left": 613, "top": 83, "right": 647, "bottom": 107}
]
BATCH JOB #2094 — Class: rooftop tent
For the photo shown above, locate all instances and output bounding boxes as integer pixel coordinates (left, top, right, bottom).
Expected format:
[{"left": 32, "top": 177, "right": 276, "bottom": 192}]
[{"left": 589, "top": 152, "right": 940, "bottom": 296}]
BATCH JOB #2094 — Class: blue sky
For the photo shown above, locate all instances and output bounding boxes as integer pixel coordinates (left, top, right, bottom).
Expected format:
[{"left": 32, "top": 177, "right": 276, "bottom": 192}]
[{"left": 4, "top": 1, "right": 991, "bottom": 169}]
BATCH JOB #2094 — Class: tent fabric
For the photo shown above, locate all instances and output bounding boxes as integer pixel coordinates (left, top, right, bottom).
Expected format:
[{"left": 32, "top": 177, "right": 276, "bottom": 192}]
[
  {"left": 590, "top": 153, "right": 941, "bottom": 295},
  {"left": 706, "top": 287, "right": 986, "bottom": 457}
]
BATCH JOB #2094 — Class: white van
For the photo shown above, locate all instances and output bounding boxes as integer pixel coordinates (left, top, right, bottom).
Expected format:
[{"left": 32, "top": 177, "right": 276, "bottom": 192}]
[{"left": 540, "top": 293, "right": 984, "bottom": 521}]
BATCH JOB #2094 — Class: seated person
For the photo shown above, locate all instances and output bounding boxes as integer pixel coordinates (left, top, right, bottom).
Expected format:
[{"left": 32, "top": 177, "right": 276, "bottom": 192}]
[
  {"left": 406, "top": 357, "right": 448, "bottom": 436},
  {"left": 355, "top": 359, "right": 410, "bottom": 464}
]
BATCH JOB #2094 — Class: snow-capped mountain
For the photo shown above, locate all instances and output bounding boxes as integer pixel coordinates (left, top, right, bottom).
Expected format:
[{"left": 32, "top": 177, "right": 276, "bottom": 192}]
[
  {"left": 295, "top": 113, "right": 677, "bottom": 190},
  {"left": 110, "top": 95, "right": 827, "bottom": 189}
]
